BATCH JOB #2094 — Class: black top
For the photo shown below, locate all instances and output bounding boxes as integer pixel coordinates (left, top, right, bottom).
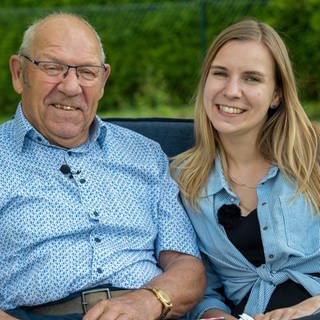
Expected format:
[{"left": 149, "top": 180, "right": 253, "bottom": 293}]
[{"left": 217, "top": 204, "right": 318, "bottom": 315}]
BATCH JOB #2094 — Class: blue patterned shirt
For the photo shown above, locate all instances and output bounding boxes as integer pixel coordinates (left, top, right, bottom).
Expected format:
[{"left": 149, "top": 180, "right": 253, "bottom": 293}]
[
  {"left": 183, "top": 157, "right": 320, "bottom": 319},
  {"left": 0, "top": 105, "right": 200, "bottom": 310}
]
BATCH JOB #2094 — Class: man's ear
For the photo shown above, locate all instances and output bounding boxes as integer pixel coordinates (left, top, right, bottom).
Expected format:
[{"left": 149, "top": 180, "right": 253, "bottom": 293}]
[
  {"left": 9, "top": 55, "right": 24, "bottom": 94},
  {"left": 98, "top": 64, "right": 111, "bottom": 99}
]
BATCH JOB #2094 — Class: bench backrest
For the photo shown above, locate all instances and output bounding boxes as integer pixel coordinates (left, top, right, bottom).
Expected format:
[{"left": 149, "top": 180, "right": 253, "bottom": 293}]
[{"left": 104, "top": 117, "right": 195, "bottom": 157}]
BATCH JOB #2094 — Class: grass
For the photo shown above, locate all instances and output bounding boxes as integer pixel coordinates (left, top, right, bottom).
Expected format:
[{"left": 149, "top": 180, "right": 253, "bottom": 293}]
[{"left": 0, "top": 101, "right": 319, "bottom": 124}]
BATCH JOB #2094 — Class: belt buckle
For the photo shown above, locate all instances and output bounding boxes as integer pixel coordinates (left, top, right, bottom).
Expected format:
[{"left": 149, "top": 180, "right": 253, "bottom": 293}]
[{"left": 81, "top": 288, "right": 111, "bottom": 314}]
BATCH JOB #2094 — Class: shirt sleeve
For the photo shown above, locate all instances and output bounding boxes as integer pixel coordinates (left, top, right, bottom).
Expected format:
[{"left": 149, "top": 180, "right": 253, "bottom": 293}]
[{"left": 153, "top": 147, "right": 200, "bottom": 259}]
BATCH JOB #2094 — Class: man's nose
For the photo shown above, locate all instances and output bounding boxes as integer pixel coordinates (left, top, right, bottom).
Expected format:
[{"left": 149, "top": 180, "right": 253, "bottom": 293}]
[{"left": 57, "top": 67, "right": 82, "bottom": 96}]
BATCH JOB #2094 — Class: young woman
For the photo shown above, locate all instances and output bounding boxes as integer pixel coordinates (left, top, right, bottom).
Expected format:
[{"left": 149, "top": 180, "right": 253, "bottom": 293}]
[{"left": 171, "top": 19, "right": 320, "bottom": 320}]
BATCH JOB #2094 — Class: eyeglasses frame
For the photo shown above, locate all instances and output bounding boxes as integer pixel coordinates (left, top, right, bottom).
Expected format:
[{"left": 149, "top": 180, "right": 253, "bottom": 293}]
[{"left": 20, "top": 54, "right": 107, "bottom": 83}]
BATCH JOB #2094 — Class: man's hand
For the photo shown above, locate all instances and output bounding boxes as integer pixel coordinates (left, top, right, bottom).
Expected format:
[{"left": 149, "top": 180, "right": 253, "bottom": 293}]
[
  {"left": 83, "top": 289, "right": 162, "bottom": 320},
  {"left": 84, "top": 251, "right": 206, "bottom": 319},
  {"left": 0, "top": 310, "right": 18, "bottom": 320}
]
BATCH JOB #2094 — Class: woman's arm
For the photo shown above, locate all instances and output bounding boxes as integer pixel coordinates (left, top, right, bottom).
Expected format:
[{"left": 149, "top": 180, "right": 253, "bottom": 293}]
[
  {"left": 254, "top": 295, "right": 320, "bottom": 320},
  {"left": 202, "top": 307, "right": 238, "bottom": 320}
]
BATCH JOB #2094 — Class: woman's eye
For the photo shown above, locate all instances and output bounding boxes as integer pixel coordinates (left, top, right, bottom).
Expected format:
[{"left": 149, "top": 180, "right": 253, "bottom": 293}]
[
  {"left": 212, "top": 71, "right": 227, "bottom": 77},
  {"left": 245, "top": 74, "right": 262, "bottom": 82}
]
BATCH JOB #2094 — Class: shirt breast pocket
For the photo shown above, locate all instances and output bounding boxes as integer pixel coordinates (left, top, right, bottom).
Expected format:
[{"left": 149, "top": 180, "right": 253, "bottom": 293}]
[{"left": 280, "top": 195, "right": 320, "bottom": 256}]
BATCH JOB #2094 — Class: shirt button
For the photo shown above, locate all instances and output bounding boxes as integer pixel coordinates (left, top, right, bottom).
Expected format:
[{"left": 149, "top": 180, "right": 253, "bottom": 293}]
[
  {"left": 262, "top": 202, "right": 267, "bottom": 206},
  {"left": 93, "top": 211, "right": 99, "bottom": 217},
  {"left": 37, "top": 137, "right": 42, "bottom": 142},
  {"left": 263, "top": 226, "right": 268, "bottom": 231},
  {"left": 230, "top": 197, "right": 235, "bottom": 202},
  {"left": 269, "top": 254, "right": 274, "bottom": 259},
  {"left": 80, "top": 179, "right": 86, "bottom": 184},
  {"left": 94, "top": 237, "right": 101, "bottom": 243},
  {"left": 97, "top": 268, "right": 103, "bottom": 274}
]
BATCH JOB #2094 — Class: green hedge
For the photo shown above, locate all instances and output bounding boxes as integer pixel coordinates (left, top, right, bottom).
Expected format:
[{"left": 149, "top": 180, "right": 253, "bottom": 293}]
[{"left": 0, "top": 0, "right": 319, "bottom": 117}]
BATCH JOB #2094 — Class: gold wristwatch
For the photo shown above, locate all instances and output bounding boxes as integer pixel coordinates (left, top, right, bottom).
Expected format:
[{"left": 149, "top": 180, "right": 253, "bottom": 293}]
[{"left": 142, "top": 286, "right": 173, "bottom": 320}]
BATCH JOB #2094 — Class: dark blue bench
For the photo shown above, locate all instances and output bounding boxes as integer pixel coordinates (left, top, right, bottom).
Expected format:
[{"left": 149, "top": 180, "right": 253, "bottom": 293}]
[{"left": 104, "top": 117, "right": 195, "bottom": 157}]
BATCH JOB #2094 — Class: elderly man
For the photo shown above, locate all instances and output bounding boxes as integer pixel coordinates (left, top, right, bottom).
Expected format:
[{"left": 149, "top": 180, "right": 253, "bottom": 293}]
[{"left": 0, "top": 13, "right": 206, "bottom": 320}]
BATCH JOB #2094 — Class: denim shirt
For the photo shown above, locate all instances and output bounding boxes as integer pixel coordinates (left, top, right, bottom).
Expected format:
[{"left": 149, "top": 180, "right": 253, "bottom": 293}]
[{"left": 183, "top": 157, "right": 320, "bottom": 319}]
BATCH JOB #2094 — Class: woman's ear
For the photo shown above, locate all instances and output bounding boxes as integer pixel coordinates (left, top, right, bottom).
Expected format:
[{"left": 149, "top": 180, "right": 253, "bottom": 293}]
[
  {"left": 9, "top": 55, "right": 24, "bottom": 94},
  {"left": 271, "top": 88, "right": 282, "bottom": 108}
]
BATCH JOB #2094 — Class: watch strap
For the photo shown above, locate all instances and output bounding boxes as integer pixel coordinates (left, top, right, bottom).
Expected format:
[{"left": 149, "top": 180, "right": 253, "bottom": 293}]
[{"left": 142, "top": 286, "right": 172, "bottom": 320}]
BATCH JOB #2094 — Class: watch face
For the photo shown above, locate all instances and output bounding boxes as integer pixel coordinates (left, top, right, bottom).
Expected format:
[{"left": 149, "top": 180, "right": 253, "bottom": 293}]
[{"left": 156, "top": 289, "right": 173, "bottom": 307}]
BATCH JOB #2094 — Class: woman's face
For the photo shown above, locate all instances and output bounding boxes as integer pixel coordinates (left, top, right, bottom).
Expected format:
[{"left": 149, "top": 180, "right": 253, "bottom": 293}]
[{"left": 203, "top": 40, "right": 281, "bottom": 140}]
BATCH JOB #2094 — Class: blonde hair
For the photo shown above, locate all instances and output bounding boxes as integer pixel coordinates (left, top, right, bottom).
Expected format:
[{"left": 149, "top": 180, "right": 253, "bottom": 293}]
[{"left": 171, "top": 19, "right": 320, "bottom": 213}]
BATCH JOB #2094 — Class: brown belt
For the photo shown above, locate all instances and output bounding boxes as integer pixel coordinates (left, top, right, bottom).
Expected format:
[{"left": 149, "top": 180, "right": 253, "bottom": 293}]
[{"left": 28, "top": 287, "right": 132, "bottom": 315}]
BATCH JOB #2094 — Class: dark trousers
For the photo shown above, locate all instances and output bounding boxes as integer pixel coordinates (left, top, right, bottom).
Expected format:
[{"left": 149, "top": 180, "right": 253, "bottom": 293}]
[
  {"left": 294, "top": 314, "right": 320, "bottom": 320},
  {"left": 6, "top": 309, "right": 83, "bottom": 320},
  {"left": 7, "top": 308, "right": 320, "bottom": 320}
]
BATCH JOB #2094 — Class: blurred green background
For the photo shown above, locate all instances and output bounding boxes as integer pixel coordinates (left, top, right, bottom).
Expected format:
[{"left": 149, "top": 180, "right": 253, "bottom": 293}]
[{"left": 0, "top": 0, "right": 319, "bottom": 122}]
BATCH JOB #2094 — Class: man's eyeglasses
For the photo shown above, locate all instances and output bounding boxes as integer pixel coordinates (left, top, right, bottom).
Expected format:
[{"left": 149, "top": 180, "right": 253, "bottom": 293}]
[{"left": 21, "top": 55, "right": 106, "bottom": 87}]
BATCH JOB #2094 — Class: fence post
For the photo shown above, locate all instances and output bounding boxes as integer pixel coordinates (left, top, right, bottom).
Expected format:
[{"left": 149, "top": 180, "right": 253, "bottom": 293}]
[{"left": 199, "top": 0, "right": 206, "bottom": 62}]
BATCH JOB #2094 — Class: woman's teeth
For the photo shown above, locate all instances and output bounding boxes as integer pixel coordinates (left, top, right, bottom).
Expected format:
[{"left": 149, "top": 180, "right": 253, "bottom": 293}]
[{"left": 219, "top": 105, "right": 244, "bottom": 114}]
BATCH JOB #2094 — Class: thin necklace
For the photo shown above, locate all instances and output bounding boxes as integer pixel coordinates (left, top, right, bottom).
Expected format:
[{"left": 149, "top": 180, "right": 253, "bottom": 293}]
[
  {"left": 229, "top": 174, "right": 258, "bottom": 189},
  {"left": 239, "top": 202, "right": 254, "bottom": 215}
]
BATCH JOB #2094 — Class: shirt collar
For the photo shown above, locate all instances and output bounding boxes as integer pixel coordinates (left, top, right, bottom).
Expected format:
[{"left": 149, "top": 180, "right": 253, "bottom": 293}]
[
  {"left": 12, "top": 103, "right": 107, "bottom": 152},
  {"left": 201, "top": 156, "right": 226, "bottom": 197},
  {"left": 94, "top": 116, "right": 107, "bottom": 148},
  {"left": 201, "top": 155, "right": 279, "bottom": 197},
  {"left": 13, "top": 103, "right": 35, "bottom": 151}
]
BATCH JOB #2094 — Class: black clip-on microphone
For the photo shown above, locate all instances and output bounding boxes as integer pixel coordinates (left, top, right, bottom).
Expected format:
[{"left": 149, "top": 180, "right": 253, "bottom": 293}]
[{"left": 60, "top": 164, "right": 81, "bottom": 178}]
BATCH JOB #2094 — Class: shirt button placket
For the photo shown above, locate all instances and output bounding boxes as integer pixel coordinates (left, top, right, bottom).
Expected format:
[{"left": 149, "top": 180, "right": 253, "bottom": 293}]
[{"left": 92, "top": 233, "right": 104, "bottom": 276}]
